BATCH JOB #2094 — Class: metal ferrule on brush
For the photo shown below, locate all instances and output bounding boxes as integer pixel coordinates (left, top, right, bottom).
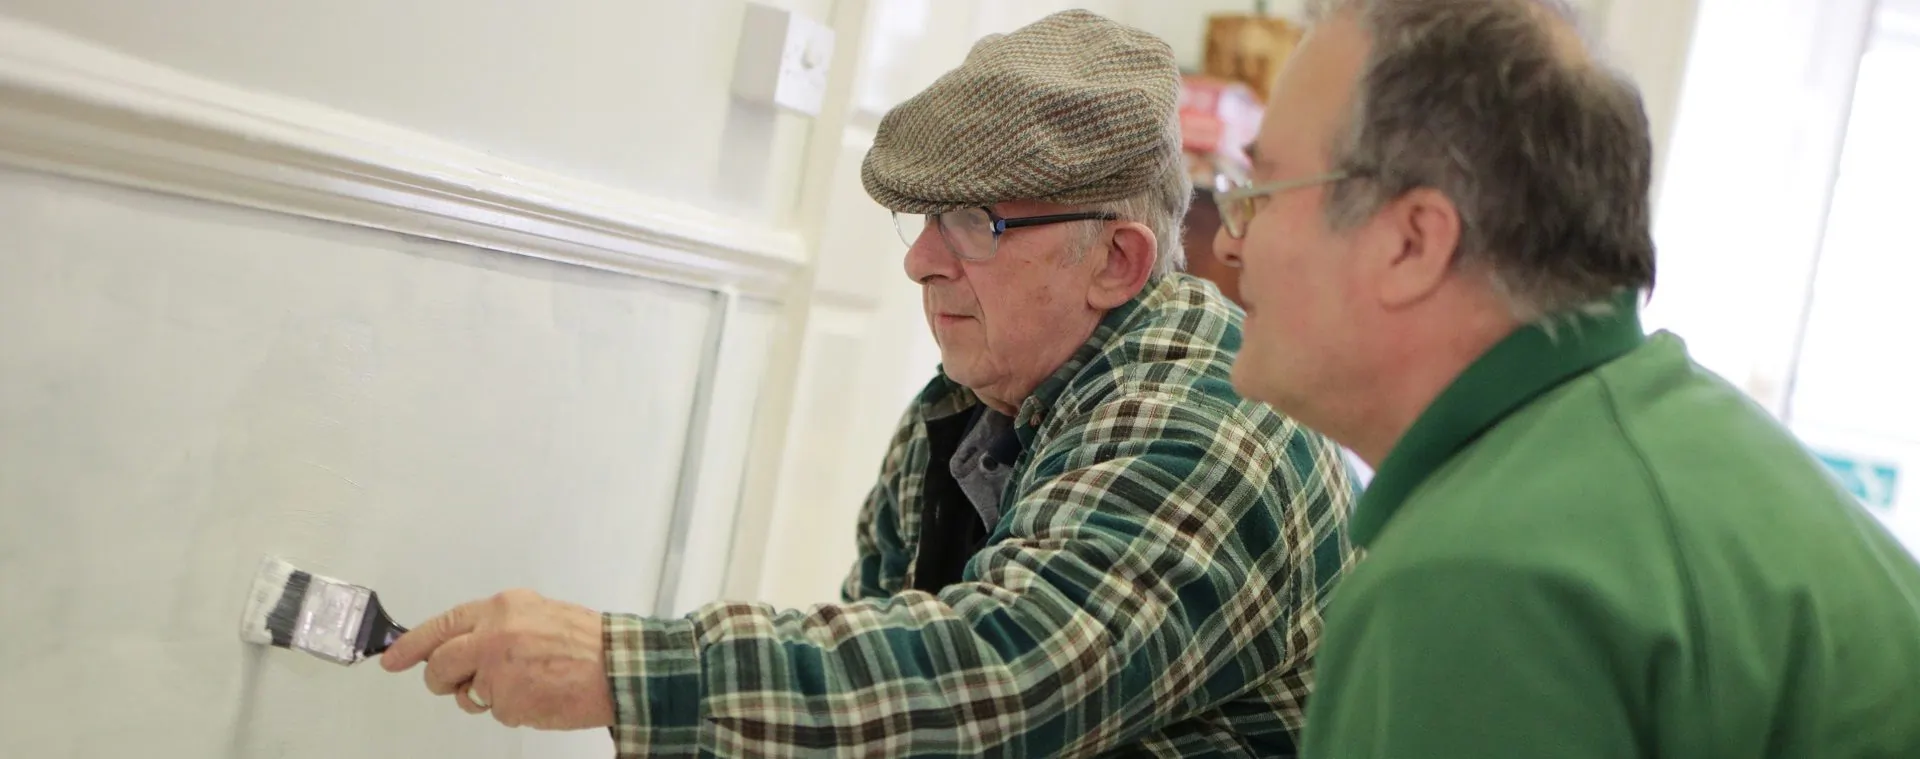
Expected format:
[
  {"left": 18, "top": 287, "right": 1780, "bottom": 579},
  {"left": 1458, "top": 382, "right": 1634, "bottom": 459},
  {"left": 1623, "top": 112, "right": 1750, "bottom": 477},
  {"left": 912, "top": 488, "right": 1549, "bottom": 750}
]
[{"left": 281, "top": 574, "right": 377, "bottom": 665}]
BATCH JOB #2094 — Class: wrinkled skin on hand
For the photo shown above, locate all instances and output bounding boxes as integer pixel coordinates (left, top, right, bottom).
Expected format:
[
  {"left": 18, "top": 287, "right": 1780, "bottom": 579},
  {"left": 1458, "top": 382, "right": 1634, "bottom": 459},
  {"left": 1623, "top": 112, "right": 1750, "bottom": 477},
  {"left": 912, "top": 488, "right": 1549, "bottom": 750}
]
[{"left": 381, "top": 588, "right": 614, "bottom": 730}]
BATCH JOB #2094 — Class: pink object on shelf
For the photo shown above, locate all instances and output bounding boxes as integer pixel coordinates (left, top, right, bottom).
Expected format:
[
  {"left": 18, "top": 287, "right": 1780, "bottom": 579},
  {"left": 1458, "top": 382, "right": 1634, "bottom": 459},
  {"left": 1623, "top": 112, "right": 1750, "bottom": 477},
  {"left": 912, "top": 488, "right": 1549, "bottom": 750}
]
[{"left": 1179, "top": 75, "right": 1265, "bottom": 176}]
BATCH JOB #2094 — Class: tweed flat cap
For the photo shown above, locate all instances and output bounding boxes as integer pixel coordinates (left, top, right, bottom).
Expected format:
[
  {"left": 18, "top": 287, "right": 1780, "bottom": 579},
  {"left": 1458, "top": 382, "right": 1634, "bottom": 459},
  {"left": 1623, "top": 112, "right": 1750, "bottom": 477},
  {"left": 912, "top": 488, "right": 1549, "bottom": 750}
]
[{"left": 862, "top": 10, "right": 1182, "bottom": 214}]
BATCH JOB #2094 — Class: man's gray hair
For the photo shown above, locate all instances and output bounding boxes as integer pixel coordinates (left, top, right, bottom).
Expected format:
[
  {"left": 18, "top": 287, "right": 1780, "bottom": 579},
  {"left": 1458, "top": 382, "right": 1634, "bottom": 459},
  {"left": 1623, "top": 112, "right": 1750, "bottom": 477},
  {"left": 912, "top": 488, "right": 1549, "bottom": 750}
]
[
  {"left": 1080, "top": 139, "right": 1193, "bottom": 279},
  {"left": 1307, "top": 0, "right": 1657, "bottom": 320}
]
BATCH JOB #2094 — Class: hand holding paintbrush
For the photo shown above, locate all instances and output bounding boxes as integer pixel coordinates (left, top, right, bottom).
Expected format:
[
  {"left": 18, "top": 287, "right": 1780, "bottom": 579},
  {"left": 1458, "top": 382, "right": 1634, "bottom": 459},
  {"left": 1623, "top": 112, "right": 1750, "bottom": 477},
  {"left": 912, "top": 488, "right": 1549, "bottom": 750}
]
[
  {"left": 240, "top": 556, "right": 615, "bottom": 728},
  {"left": 378, "top": 588, "right": 614, "bottom": 728}
]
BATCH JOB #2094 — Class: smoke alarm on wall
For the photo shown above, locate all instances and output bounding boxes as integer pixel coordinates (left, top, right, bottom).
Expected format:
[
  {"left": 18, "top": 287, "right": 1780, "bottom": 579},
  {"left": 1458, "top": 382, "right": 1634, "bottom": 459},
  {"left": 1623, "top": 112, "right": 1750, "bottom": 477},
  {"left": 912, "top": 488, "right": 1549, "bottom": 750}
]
[{"left": 731, "top": 2, "right": 837, "bottom": 117}]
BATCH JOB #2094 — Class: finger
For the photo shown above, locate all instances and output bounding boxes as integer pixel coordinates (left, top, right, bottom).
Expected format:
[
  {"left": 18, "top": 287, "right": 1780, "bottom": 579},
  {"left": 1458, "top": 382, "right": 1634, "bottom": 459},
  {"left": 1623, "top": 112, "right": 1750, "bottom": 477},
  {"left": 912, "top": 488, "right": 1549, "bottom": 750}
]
[
  {"left": 493, "top": 700, "right": 523, "bottom": 729},
  {"left": 421, "top": 632, "right": 482, "bottom": 696},
  {"left": 382, "top": 598, "right": 485, "bottom": 672},
  {"left": 452, "top": 679, "right": 490, "bottom": 715}
]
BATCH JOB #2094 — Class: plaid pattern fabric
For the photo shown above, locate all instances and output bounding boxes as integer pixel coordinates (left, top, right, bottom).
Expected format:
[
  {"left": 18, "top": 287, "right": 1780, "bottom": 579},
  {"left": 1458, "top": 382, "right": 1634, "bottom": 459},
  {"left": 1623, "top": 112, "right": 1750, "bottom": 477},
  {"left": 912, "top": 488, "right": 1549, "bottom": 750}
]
[{"left": 606, "top": 275, "right": 1358, "bottom": 757}]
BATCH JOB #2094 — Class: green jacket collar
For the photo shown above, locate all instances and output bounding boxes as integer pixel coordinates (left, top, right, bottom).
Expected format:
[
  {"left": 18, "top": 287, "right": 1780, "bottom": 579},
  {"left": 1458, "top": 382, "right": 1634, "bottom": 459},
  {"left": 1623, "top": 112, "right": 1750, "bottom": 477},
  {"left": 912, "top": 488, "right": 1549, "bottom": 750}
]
[{"left": 1351, "top": 289, "right": 1649, "bottom": 547}]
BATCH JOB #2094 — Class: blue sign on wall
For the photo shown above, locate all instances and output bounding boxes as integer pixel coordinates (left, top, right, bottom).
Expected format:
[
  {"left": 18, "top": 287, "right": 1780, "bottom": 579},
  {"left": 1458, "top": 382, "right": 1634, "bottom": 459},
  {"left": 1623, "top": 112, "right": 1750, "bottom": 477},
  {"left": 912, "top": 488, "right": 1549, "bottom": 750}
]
[{"left": 1815, "top": 450, "right": 1902, "bottom": 511}]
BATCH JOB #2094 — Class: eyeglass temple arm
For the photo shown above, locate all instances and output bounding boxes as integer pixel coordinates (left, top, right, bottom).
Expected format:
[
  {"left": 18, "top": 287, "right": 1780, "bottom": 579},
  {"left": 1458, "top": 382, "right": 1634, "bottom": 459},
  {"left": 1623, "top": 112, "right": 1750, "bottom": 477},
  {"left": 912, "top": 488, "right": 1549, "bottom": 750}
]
[
  {"left": 995, "top": 211, "right": 1123, "bottom": 232},
  {"left": 1213, "top": 171, "right": 1352, "bottom": 203}
]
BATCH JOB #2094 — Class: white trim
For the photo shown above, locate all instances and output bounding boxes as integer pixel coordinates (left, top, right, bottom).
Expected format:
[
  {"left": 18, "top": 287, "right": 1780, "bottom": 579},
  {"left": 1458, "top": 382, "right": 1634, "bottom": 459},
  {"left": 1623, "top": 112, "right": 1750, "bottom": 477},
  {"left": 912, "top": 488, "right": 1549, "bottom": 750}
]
[
  {"left": 1877, "top": 0, "right": 1920, "bottom": 48},
  {"left": 0, "top": 16, "right": 806, "bottom": 295},
  {"left": 722, "top": 0, "right": 876, "bottom": 602},
  {"left": 655, "top": 288, "right": 736, "bottom": 617},
  {"left": 1772, "top": 0, "right": 1879, "bottom": 421},
  {"left": 1882, "top": 0, "right": 1920, "bottom": 22}
]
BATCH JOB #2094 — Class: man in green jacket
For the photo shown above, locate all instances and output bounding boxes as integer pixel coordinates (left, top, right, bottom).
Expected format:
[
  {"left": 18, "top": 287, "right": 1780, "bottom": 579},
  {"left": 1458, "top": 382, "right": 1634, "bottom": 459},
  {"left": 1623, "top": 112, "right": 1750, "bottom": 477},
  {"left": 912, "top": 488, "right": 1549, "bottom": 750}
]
[
  {"left": 1209, "top": 0, "right": 1920, "bottom": 756},
  {"left": 379, "top": 10, "right": 1358, "bottom": 756}
]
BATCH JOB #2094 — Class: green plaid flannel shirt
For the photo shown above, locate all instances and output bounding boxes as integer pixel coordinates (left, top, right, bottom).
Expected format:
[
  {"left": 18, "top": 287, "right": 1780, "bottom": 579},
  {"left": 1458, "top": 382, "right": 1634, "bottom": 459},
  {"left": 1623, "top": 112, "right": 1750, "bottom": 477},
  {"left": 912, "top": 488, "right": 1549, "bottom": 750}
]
[{"left": 605, "top": 275, "right": 1357, "bottom": 757}]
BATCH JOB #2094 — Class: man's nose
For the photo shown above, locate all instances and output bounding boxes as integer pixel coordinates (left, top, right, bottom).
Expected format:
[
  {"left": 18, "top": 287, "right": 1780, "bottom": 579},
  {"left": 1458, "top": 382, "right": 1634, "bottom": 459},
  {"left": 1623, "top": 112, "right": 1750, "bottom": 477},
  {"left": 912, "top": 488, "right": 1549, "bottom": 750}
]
[{"left": 902, "top": 224, "right": 960, "bottom": 284}]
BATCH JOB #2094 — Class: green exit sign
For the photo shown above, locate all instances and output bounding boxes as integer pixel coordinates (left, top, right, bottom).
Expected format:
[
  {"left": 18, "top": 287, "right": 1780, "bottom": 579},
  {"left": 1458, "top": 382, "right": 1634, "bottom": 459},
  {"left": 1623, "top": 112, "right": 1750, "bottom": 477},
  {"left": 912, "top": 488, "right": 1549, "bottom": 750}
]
[{"left": 1815, "top": 450, "right": 1902, "bottom": 511}]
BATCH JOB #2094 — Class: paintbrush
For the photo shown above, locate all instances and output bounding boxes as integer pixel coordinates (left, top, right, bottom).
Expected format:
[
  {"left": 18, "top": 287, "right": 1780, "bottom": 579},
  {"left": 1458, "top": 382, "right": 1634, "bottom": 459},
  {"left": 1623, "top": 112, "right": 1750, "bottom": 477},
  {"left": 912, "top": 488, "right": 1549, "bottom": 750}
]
[{"left": 238, "top": 555, "right": 408, "bottom": 666}]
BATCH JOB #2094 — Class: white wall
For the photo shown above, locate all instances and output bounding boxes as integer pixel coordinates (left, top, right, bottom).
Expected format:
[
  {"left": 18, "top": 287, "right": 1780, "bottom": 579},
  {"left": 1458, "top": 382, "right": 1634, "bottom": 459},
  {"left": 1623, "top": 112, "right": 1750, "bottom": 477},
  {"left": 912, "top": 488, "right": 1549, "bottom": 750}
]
[
  {"left": 0, "top": 1, "right": 826, "bottom": 754},
  {"left": 0, "top": 167, "right": 719, "bottom": 757},
  {"left": 1587, "top": 0, "right": 1702, "bottom": 201},
  {"left": 0, "top": 0, "right": 831, "bottom": 220}
]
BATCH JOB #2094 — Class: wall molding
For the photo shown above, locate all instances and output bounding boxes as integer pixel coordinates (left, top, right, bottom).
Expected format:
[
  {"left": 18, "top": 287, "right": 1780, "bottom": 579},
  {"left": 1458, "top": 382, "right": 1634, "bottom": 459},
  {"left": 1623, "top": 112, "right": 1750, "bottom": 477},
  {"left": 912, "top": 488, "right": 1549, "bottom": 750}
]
[{"left": 0, "top": 16, "right": 807, "bottom": 296}]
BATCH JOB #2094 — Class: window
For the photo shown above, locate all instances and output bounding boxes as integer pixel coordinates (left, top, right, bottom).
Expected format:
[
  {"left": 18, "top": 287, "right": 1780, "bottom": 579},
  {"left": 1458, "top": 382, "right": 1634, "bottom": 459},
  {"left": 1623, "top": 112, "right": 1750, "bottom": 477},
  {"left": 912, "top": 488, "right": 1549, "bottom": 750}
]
[{"left": 1785, "top": 0, "right": 1920, "bottom": 548}]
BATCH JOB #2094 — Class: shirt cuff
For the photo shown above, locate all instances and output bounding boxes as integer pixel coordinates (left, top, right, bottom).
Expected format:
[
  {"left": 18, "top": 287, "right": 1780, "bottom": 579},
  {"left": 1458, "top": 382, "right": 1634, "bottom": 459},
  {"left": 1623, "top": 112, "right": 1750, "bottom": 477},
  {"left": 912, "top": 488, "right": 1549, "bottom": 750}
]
[{"left": 604, "top": 612, "right": 704, "bottom": 757}]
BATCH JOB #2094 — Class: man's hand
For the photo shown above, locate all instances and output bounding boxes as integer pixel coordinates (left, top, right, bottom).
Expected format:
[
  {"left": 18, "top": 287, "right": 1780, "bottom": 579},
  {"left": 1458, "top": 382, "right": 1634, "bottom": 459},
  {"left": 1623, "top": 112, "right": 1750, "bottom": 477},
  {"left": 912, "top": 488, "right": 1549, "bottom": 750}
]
[{"left": 380, "top": 589, "right": 615, "bottom": 730}]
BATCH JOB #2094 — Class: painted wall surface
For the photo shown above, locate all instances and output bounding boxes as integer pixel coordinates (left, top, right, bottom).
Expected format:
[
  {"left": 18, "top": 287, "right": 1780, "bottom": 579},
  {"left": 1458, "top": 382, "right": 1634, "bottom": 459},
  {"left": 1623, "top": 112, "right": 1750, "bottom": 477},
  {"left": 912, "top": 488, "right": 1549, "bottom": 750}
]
[
  {"left": 0, "top": 167, "right": 718, "bottom": 757},
  {"left": 0, "top": 0, "right": 832, "bottom": 221},
  {"left": 661, "top": 298, "right": 782, "bottom": 616},
  {"left": 1589, "top": 0, "right": 1702, "bottom": 201}
]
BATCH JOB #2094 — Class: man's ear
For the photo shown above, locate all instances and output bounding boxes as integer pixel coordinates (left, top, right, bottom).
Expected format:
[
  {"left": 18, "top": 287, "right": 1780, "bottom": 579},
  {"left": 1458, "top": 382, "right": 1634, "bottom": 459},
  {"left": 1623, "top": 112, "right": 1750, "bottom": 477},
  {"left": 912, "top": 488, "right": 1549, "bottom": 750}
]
[
  {"left": 1088, "top": 222, "right": 1157, "bottom": 310},
  {"left": 1373, "top": 188, "right": 1463, "bottom": 309}
]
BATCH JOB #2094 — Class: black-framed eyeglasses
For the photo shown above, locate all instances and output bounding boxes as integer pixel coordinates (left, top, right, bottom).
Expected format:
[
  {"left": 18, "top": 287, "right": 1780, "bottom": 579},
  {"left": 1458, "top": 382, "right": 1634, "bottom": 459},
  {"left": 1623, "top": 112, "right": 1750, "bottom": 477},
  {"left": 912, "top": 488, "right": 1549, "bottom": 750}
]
[{"left": 893, "top": 207, "right": 1120, "bottom": 261}]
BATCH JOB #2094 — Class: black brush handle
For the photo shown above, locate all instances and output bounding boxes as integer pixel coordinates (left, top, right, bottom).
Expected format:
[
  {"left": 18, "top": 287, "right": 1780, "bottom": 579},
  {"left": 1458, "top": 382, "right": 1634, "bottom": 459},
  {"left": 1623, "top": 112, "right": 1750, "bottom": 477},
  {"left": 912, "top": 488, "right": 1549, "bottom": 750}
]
[{"left": 356, "top": 591, "right": 410, "bottom": 660}]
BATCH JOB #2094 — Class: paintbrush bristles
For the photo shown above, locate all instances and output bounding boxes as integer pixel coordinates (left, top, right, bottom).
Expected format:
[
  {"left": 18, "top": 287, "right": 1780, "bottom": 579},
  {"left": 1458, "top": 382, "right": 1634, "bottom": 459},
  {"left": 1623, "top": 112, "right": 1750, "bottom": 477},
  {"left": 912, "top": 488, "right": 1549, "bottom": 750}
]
[
  {"left": 237, "top": 555, "right": 378, "bottom": 665},
  {"left": 238, "top": 556, "right": 300, "bottom": 646}
]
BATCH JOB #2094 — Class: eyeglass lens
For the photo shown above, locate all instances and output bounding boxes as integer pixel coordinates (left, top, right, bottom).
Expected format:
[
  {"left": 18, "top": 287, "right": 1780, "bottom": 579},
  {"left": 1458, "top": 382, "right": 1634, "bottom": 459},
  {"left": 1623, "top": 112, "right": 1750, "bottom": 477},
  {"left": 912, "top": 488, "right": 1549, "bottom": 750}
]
[
  {"left": 894, "top": 208, "right": 999, "bottom": 260},
  {"left": 893, "top": 211, "right": 929, "bottom": 248},
  {"left": 1210, "top": 193, "right": 1250, "bottom": 240}
]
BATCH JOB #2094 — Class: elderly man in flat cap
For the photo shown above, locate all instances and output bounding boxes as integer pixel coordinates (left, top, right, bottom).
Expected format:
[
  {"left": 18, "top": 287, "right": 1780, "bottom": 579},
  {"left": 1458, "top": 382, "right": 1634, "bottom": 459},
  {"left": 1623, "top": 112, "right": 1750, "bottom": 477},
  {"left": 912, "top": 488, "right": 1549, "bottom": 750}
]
[{"left": 377, "top": 10, "right": 1356, "bottom": 757}]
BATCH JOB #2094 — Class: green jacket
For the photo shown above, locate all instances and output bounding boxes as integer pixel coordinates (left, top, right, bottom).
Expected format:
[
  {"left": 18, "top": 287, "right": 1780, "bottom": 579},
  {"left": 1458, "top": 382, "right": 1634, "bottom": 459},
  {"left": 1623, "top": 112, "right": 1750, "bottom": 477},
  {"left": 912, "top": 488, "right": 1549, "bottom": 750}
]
[
  {"left": 607, "top": 275, "right": 1358, "bottom": 757},
  {"left": 1303, "top": 291, "right": 1920, "bottom": 758}
]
